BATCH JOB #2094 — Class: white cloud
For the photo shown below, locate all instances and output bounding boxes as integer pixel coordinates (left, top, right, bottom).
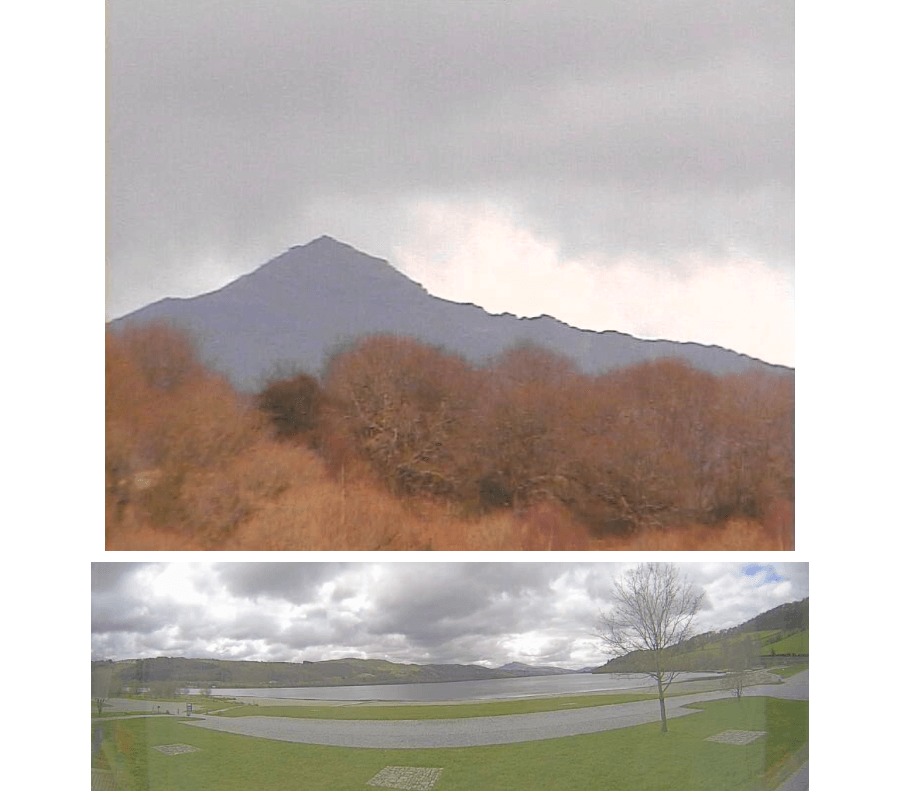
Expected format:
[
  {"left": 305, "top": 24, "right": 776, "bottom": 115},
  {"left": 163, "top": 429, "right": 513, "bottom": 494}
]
[
  {"left": 92, "top": 562, "right": 807, "bottom": 669},
  {"left": 394, "top": 200, "right": 793, "bottom": 366}
]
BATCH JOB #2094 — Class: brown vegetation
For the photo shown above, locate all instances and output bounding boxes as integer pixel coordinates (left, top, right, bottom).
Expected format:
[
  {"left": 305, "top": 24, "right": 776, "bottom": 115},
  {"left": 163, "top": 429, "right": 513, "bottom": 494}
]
[{"left": 106, "top": 324, "right": 794, "bottom": 550}]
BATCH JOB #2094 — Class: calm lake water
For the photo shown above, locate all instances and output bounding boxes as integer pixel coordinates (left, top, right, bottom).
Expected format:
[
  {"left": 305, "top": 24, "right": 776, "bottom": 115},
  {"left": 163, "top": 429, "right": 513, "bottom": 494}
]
[{"left": 210, "top": 672, "right": 721, "bottom": 702}]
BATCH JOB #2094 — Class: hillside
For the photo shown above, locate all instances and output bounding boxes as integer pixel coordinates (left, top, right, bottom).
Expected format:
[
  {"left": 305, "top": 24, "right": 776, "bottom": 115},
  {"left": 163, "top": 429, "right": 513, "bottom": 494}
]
[
  {"left": 110, "top": 236, "right": 792, "bottom": 392},
  {"left": 498, "top": 662, "right": 579, "bottom": 677},
  {"left": 93, "top": 656, "right": 533, "bottom": 693},
  {"left": 594, "top": 597, "right": 809, "bottom": 673}
]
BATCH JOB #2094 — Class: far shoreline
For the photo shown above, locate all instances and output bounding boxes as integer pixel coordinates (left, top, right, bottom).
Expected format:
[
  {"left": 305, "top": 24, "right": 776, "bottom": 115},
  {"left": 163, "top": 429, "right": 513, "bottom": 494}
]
[{"left": 208, "top": 669, "right": 792, "bottom": 707}]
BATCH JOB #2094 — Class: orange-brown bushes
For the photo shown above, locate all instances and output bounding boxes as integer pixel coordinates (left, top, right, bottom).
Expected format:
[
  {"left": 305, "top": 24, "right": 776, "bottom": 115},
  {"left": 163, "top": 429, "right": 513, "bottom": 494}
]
[
  {"left": 702, "top": 372, "right": 795, "bottom": 521},
  {"left": 107, "top": 326, "right": 794, "bottom": 550},
  {"left": 465, "top": 345, "right": 583, "bottom": 512},
  {"left": 560, "top": 360, "right": 725, "bottom": 532},
  {"left": 321, "top": 335, "right": 476, "bottom": 498},
  {"left": 315, "top": 336, "right": 794, "bottom": 539},
  {"left": 114, "top": 321, "right": 204, "bottom": 391},
  {"left": 106, "top": 324, "right": 273, "bottom": 541}
]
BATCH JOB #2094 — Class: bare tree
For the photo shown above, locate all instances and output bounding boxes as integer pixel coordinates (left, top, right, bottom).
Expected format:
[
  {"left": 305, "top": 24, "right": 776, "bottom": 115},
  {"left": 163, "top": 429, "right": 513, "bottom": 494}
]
[
  {"left": 92, "top": 662, "right": 114, "bottom": 716},
  {"left": 598, "top": 563, "right": 704, "bottom": 732},
  {"left": 722, "top": 637, "right": 757, "bottom": 700}
]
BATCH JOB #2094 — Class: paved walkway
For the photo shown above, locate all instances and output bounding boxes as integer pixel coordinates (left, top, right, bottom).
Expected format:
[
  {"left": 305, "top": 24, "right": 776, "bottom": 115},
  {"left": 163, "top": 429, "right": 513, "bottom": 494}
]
[
  {"left": 93, "top": 673, "right": 808, "bottom": 787},
  {"left": 181, "top": 671, "right": 808, "bottom": 750}
]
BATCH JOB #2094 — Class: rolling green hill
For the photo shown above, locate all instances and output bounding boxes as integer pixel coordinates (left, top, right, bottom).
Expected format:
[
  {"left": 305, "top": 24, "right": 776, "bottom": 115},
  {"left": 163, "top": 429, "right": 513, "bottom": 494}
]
[
  {"left": 594, "top": 598, "right": 808, "bottom": 673},
  {"left": 766, "top": 629, "right": 808, "bottom": 656},
  {"left": 91, "top": 655, "right": 526, "bottom": 694}
]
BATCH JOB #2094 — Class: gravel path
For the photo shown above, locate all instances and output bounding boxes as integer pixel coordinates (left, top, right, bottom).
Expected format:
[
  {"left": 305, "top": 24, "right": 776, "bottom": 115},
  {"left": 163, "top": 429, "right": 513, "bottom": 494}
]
[{"left": 180, "top": 672, "right": 807, "bottom": 749}]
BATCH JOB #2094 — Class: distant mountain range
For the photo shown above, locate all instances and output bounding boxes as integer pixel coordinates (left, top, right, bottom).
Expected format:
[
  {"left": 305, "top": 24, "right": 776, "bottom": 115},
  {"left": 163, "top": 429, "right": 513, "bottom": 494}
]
[
  {"left": 110, "top": 236, "right": 792, "bottom": 392},
  {"left": 498, "top": 662, "right": 580, "bottom": 677},
  {"left": 91, "top": 655, "right": 579, "bottom": 691}
]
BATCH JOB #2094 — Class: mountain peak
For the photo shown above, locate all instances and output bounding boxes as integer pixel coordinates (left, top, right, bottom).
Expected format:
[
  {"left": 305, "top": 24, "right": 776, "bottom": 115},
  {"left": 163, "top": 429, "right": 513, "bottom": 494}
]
[
  {"left": 305, "top": 234, "right": 339, "bottom": 245},
  {"left": 302, "top": 234, "right": 366, "bottom": 255},
  {"left": 295, "top": 234, "right": 355, "bottom": 253},
  {"left": 111, "top": 237, "right": 792, "bottom": 391}
]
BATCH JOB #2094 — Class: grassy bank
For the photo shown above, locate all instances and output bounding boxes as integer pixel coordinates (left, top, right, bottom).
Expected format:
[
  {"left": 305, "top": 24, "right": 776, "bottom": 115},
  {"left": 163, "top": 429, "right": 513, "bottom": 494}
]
[
  {"left": 215, "top": 691, "right": 654, "bottom": 720},
  {"left": 91, "top": 696, "right": 807, "bottom": 791}
]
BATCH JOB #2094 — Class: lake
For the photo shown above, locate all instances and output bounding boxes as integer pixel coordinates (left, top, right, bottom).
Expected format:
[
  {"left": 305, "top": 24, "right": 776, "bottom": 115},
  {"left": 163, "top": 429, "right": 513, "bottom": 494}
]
[{"left": 210, "top": 672, "right": 721, "bottom": 703}]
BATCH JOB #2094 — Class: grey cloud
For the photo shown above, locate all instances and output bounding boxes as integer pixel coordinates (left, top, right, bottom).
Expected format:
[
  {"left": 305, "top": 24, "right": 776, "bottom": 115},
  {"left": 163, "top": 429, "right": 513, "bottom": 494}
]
[
  {"left": 211, "top": 563, "right": 349, "bottom": 605},
  {"left": 366, "top": 563, "right": 570, "bottom": 645},
  {"left": 91, "top": 562, "right": 153, "bottom": 594},
  {"left": 106, "top": 0, "right": 793, "bottom": 318},
  {"left": 92, "top": 562, "right": 809, "bottom": 667}
]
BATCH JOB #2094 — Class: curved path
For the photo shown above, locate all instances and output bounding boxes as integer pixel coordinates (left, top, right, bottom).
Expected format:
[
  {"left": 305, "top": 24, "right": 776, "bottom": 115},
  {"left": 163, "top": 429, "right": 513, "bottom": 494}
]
[{"left": 181, "top": 671, "right": 808, "bottom": 750}]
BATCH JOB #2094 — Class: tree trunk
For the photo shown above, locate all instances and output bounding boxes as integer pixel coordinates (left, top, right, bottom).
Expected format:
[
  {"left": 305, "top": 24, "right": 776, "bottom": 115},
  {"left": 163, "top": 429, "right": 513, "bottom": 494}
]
[{"left": 657, "top": 677, "right": 668, "bottom": 733}]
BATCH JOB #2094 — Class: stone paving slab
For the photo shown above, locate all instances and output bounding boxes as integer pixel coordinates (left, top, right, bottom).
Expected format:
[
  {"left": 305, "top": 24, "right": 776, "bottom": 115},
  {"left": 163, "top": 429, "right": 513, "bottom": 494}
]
[
  {"left": 366, "top": 766, "right": 444, "bottom": 790},
  {"left": 153, "top": 743, "right": 201, "bottom": 755},
  {"left": 705, "top": 729, "right": 766, "bottom": 745}
]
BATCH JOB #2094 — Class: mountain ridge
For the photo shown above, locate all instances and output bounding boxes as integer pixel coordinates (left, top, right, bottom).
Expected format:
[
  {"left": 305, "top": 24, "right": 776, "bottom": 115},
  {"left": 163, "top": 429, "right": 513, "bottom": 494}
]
[
  {"left": 110, "top": 236, "right": 792, "bottom": 391},
  {"left": 497, "top": 661, "right": 580, "bottom": 676},
  {"left": 91, "top": 654, "right": 558, "bottom": 691}
]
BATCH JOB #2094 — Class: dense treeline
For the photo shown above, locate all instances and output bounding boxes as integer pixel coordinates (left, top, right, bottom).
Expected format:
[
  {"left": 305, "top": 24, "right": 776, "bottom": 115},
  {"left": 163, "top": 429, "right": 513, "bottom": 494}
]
[
  {"left": 312, "top": 334, "right": 793, "bottom": 535},
  {"left": 106, "top": 324, "right": 793, "bottom": 546},
  {"left": 725, "top": 597, "right": 808, "bottom": 636}
]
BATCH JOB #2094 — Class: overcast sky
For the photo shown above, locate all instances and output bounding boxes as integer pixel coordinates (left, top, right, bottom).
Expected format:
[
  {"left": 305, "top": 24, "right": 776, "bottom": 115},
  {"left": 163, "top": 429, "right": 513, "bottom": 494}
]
[
  {"left": 91, "top": 562, "right": 808, "bottom": 669},
  {"left": 106, "top": 0, "right": 793, "bottom": 366}
]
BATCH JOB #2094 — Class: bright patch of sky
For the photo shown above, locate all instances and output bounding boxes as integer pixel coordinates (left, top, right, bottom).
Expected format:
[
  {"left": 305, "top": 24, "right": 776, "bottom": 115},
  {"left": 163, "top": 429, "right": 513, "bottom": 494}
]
[{"left": 92, "top": 562, "right": 808, "bottom": 669}]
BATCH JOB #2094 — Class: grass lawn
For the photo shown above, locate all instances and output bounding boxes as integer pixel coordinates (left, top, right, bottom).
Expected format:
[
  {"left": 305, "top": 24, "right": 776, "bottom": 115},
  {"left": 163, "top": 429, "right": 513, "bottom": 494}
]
[
  {"left": 92, "top": 710, "right": 168, "bottom": 719},
  {"left": 91, "top": 696, "right": 807, "bottom": 791},
  {"left": 217, "top": 692, "right": 654, "bottom": 720},
  {"left": 769, "top": 665, "right": 809, "bottom": 679}
]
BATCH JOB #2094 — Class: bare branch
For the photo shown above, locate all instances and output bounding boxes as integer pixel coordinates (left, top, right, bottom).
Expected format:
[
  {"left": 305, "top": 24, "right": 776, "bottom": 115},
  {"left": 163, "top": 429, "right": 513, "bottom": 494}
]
[{"left": 597, "top": 562, "right": 704, "bottom": 733}]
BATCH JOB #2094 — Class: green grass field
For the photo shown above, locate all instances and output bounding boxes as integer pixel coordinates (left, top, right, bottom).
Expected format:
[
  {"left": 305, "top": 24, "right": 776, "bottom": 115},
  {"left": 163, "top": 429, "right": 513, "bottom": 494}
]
[
  {"left": 216, "top": 692, "right": 654, "bottom": 720},
  {"left": 768, "top": 664, "right": 809, "bottom": 679},
  {"left": 768, "top": 630, "right": 808, "bottom": 655},
  {"left": 91, "top": 696, "right": 807, "bottom": 791}
]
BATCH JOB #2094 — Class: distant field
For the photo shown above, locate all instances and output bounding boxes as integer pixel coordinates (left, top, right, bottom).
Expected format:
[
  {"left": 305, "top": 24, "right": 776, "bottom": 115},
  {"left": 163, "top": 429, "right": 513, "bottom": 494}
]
[
  {"left": 767, "top": 630, "right": 808, "bottom": 655},
  {"left": 675, "top": 628, "right": 808, "bottom": 670},
  {"left": 693, "top": 629, "right": 781, "bottom": 651}
]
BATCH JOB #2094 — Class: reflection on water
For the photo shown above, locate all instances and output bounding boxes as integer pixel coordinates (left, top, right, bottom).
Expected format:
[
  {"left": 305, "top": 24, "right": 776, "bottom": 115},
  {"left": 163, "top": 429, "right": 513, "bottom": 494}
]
[{"left": 210, "top": 672, "right": 721, "bottom": 702}]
